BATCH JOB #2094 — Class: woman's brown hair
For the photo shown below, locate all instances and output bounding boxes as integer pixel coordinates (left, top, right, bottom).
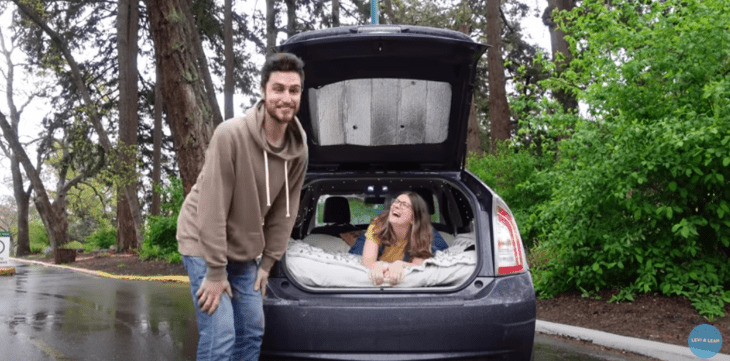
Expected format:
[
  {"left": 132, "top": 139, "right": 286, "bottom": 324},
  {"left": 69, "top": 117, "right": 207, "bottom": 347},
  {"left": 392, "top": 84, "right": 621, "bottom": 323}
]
[{"left": 372, "top": 191, "right": 433, "bottom": 259}]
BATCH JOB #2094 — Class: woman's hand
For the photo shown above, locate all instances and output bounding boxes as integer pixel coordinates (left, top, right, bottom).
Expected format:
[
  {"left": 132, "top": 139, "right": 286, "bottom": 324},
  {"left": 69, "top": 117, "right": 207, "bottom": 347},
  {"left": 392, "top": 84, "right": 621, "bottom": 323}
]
[
  {"left": 368, "top": 262, "right": 388, "bottom": 286},
  {"left": 385, "top": 260, "right": 405, "bottom": 286}
]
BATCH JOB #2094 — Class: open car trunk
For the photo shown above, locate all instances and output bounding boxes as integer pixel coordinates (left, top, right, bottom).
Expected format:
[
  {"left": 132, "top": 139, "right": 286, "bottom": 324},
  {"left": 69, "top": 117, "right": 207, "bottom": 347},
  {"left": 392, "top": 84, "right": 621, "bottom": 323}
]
[{"left": 281, "top": 174, "right": 483, "bottom": 290}]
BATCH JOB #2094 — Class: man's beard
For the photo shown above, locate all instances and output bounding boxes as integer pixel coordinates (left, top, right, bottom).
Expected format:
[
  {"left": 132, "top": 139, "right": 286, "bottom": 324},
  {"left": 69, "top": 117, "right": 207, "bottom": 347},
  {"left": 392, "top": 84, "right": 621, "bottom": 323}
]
[{"left": 264, "top": 99, "right": 298, "bottom": 125}]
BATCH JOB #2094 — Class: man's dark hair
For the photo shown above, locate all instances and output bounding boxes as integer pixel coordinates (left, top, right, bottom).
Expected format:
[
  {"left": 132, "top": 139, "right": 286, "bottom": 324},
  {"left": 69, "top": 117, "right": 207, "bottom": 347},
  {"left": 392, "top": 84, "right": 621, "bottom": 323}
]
[{"left": 261, "top": 53, "right": 305, "bottom": 89}]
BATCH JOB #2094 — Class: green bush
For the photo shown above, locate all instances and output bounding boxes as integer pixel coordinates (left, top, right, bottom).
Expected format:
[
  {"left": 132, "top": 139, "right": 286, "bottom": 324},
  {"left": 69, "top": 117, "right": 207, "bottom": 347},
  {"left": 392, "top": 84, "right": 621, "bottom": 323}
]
[
  {"left": 141, "top": 176, "right": 184, "bottom": 262},
  {"left": 62, "top": 241, "right": 84, "bottom": 250},
  {"left": 85, "top": 226, "right": 117, "bottom": 250},
  {"left": 528, "top": 0, "right": 730, "bottom": 320},
  {"left": 28, "top": 221, "right": 50, "bottom": 253},
  {"left": 29, "top": 243, "right": 46, "bottom": 254},
  {"left": 466, "top": 142, "right": 553, "bottom": 247},
  {"left": 143, "top": 215, "right": 178, "bottom": 254}
]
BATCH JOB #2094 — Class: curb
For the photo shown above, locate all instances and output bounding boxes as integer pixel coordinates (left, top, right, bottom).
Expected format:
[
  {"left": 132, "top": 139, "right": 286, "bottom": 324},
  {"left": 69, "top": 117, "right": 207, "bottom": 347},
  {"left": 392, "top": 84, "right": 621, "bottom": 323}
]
[
  {"left": 536, "top": 320, "right": 730, "bottom": 361},
  {"left": 10, "top": 257, "right": 189, "bottom": 283}
]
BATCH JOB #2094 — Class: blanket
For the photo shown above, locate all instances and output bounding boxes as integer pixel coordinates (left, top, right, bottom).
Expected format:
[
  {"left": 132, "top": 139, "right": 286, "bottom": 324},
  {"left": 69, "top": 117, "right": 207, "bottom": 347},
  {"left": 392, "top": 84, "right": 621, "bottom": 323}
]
[{"left": 284, "top": 233, "right": 478, "bottom": 288}]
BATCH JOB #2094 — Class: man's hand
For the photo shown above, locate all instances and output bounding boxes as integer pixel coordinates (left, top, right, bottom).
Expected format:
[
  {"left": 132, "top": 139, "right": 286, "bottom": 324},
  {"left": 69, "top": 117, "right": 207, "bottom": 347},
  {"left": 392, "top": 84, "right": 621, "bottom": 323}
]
[
  {"left": 368, "top": 262, "right": 388, "bottom": 286},
  {"left": 385, "top": 260, "right": 405, "bottom": 286},
  {"left": 196, "top": 278, "right": 232, "bottom": 315},
  {"left": 254, "top": 269, "right": 270, "bottom": 297}
]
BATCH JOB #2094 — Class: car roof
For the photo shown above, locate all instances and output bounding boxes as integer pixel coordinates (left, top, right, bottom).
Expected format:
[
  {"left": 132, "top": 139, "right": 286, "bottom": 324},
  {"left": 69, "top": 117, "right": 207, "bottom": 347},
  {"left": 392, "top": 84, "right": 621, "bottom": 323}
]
[{"left": 279, "top": 25, "right": 488, "bottom": 172}]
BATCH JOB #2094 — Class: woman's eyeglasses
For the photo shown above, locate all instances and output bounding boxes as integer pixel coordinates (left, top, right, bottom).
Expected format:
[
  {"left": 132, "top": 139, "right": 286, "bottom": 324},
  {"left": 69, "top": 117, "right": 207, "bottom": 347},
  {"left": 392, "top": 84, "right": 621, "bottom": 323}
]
[{"left": 392, "top": 199, "right": 412, "bottom": 210}]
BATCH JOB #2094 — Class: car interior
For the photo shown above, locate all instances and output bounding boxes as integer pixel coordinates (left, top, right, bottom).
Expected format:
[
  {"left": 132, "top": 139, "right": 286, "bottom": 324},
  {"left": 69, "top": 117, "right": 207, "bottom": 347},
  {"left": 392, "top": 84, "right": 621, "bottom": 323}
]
[{"left": 284, "top": 177, "right": 479, "bottom": 288}]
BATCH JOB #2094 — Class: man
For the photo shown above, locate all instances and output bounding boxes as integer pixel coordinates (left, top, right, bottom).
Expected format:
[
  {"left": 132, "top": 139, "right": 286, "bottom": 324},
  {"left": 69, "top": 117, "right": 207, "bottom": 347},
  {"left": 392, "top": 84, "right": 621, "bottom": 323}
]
[{"left": 176, "top": 53, "right": 308, "bottom": 361}]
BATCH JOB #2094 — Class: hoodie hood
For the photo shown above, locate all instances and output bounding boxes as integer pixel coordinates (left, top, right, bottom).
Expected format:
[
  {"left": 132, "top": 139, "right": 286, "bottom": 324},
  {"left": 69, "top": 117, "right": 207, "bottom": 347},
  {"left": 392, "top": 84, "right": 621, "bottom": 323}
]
[{"left": 247, "top": 100, "right": 308, "bottom": 161}]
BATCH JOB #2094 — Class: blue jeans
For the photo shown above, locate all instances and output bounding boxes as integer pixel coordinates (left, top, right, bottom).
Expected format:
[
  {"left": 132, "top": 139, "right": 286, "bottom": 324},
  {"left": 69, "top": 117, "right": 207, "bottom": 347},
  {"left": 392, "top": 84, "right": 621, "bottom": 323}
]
[{"left": 183, "top": 256, "right": 264, "bottom": 361}]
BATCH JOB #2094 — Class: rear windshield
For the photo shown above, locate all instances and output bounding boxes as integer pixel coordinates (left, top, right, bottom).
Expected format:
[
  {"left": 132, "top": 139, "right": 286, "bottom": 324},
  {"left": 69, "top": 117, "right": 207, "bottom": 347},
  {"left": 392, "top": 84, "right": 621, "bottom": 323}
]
[
  {"left": 314, "top": 194, "right": 440, "bottom": 227},
  {"left": 308, "top": 79, "right": 452, "bottom": 146}
]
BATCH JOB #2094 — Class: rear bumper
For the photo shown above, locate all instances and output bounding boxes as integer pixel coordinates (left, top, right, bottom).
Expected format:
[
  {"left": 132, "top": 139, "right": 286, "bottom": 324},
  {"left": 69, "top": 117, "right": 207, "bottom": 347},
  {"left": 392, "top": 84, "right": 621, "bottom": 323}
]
[{"left": 261, "top": 272, "right": 536, "bottom": 361}]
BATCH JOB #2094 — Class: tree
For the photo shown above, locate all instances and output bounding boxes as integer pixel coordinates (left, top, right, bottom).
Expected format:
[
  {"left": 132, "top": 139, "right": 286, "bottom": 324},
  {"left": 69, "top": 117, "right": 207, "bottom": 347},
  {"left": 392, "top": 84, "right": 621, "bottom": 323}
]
[
  {"left": 266, "top": 0, "right": 277, "bottom": 54},
  {"left": 459, "top": 24, "right": 483, "bottom": 156},
  {"left": 0, "top": 24, "right": 34, "bottom": 256},
  {"left": 542, "top": 0, "right": 577, "bottom": 112},
  {"left": 188, "top": 2, "right": 224, "bottom": 128},
  {"left": 224, "top": 0, "right": 234, "bottom": 119},
  {"left": 11, "top": 0, "right": 146, "bottom": 248},
  {"left": 331, "top": 0, "right": 339, "bottom": 27},
  {"left": 0, "top": 111, "right": 65, "bottom": 259},
  {"left": 146, "top": 0, "right": 216, "bottom": 195},
  {"left": 151, "top": 55, "right": 164, "bottom": 216},
  {"left": 286, "top": 0, "right": 297, "bottom": 36},
  {"left": 486, "top": 0, "right": 510, "bottom": 151},
  {"left": 117, "top": 0, "right": 142, "bottom": 251}
]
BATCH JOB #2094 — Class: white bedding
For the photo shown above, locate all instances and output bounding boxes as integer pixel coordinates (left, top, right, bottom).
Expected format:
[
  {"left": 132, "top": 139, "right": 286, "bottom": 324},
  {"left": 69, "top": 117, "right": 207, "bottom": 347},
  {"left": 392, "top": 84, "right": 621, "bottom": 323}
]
[{"left": 285, "top": 233, "right": 477, "bottom": 288}]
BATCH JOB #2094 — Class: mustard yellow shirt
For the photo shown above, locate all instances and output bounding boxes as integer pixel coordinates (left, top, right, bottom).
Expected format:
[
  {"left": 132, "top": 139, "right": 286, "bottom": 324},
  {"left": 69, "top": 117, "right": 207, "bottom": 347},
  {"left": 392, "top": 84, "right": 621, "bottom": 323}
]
[{"left": 366, "top": 224, "right": 407, "bottom": 262}]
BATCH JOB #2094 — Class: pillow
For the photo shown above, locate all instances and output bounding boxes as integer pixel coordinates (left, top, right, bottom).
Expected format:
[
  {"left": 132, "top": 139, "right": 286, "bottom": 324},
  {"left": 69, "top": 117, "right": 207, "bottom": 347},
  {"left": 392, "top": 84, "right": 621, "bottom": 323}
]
[
  {"left": 340, "top": 230, "right": 364, "bottom": 247},
  {"left": 303, "top": 234, "right": 352, "bottom": 253}
]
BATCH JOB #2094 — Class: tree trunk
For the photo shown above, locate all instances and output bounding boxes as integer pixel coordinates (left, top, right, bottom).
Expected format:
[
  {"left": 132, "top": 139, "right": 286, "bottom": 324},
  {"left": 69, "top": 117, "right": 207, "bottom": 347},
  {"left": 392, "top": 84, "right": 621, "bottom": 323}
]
[
  {"left": 12, "top": 0, "right": 146, "bottom": 246},
  {"left": 51, "top": 190, "right": 70, "bottom": 261},
  {"left": 117, "top": 191, "right": 136, "bottom": 250},
  {"left": 117, "top": 0, "right": 141, "bottom": 251},
  {"left": 266, "top": 0, "right": 276, "bottom": 55},
  {"left": 188, "top": 9, "right": 224, "bottom": 128},
  {"left": 10, "top": 155, "right": 31, "bottom": 256},
  {"left": 543, "top": 0, "right": 577, "bottom": 112},
  {"left": 286, "top": 0, "right": 296, "bottom": 37},
  {"left": 332, "top": 0, "right": 339, "bottom": 27},
  {"left": 459, "top": 24, "right": 482, "bottom": 156},
  {"left": 224, "top": 0, "right": 234, "bottom": 119},
  {"left": 151, "top": 54, "right": 163, "bottom": 216},
  {"left": 486, "top": 0, "right": 511, "bottom": 151},
  {"left": 146, "top": 0, "right": 215, "bottom": 195}
]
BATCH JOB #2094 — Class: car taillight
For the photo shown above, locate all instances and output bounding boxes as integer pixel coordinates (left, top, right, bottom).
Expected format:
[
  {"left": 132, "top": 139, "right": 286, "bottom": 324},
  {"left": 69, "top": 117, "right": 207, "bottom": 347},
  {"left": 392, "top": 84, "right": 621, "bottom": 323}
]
[{"left": 494, "top": 201, "right": 527, "bottom": 275}]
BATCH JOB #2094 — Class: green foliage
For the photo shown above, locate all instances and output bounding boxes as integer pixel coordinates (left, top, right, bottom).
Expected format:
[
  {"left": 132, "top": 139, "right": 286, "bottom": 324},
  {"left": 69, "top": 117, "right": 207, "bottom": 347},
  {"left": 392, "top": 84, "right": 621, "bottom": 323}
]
[
  {"left": 141, "top": 177, "right": 184, "bottom": 262},
  {"left": 28, "top": 221, "right": 49, "bottom": 253},
  {"left": 466, "top": 142, "right": 554, "bottom": 246},
  {"left": 61, "top": 241, "right": 84, "bottom": 249},
  {"left": 528, "top": 0, "right": 730, "bottom": 319},
  {"left": 143, "top": 215, "right": 178, "bottom": 256},
  {"left": 85, "top": 225, "right": 118, "bottom": 250}
]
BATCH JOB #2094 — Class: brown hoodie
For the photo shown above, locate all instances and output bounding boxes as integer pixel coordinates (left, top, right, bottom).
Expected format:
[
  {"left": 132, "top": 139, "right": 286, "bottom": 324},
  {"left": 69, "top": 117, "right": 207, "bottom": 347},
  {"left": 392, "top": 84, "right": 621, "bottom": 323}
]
[{"left": 176, "top": 101, "right": 308, "bottom": 282}]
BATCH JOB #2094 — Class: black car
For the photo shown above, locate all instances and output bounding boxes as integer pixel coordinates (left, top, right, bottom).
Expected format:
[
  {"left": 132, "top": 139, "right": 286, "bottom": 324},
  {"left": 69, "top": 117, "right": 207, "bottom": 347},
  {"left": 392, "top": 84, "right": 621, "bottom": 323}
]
[{"left": 262, "top": 25, "right": 535, "bottom": 361}]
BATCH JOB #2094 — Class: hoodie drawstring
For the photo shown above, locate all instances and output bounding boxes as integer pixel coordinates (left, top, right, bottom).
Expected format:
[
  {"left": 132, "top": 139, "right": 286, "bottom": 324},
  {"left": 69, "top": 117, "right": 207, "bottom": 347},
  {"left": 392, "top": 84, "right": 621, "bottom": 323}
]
[
  {"left": 264, "top": 150, "right": 270, "bottom": 206},
  {"left": 284, "top": 160, "right": 290, "bottom": 217},
  {"left": 263, "top": 150, "right": 291, "bottom": 219}
]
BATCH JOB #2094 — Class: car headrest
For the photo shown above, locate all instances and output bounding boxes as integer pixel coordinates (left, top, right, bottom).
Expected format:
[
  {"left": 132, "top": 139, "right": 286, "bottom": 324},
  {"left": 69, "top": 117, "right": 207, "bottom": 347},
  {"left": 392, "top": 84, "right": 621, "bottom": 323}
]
[
  {"left": 323, "top": 196, "right": 351, "bottom": 224},
  {"left": 413, "top": 188, "right": 435, "bottom": 215}
]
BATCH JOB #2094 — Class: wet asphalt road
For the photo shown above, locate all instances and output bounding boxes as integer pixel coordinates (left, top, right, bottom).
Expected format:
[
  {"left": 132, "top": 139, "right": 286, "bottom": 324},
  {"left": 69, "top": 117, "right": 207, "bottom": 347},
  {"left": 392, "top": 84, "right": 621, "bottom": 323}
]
[{"left": 1, "top": 261, "right": 652, "bottom": 361}]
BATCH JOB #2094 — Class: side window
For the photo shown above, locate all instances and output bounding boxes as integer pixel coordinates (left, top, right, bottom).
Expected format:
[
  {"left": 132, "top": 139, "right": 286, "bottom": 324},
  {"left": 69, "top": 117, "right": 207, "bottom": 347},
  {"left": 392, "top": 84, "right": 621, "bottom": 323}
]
[
  {"left": 431, "top": 196, "right": 441, "bottom": 223},
  {"left": 315, "top": 196, "right": 327, "bottom": 226}
]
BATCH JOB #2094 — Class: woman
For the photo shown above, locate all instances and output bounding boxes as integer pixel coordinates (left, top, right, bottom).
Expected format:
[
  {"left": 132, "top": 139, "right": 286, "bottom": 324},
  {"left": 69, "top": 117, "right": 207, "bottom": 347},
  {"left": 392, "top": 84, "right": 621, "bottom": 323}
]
[{"left": 361, "top": 191, "right": 447, "bottom": 286}]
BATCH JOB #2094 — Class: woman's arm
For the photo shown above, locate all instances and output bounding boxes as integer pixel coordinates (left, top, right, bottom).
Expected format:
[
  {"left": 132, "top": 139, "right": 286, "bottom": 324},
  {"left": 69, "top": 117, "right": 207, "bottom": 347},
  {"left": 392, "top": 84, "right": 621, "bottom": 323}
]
[
  {"left": 361, "top": 238, "right": 381, "bottom": 268},
  {"left": 404, "top": 257, "right": 425, "bottom": 267},
  {"left": 362, "top": 237, "right": 388, "bottom": 286},
  {"left": 390, "top": 257, "right": 425, "bottom": 269}
]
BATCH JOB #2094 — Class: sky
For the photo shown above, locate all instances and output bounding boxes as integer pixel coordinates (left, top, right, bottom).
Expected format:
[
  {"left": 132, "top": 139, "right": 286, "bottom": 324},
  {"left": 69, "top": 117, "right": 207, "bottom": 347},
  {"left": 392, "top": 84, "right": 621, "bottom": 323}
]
[{"left": 0, "top": 0, "right": 550, "bottom": 200}]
